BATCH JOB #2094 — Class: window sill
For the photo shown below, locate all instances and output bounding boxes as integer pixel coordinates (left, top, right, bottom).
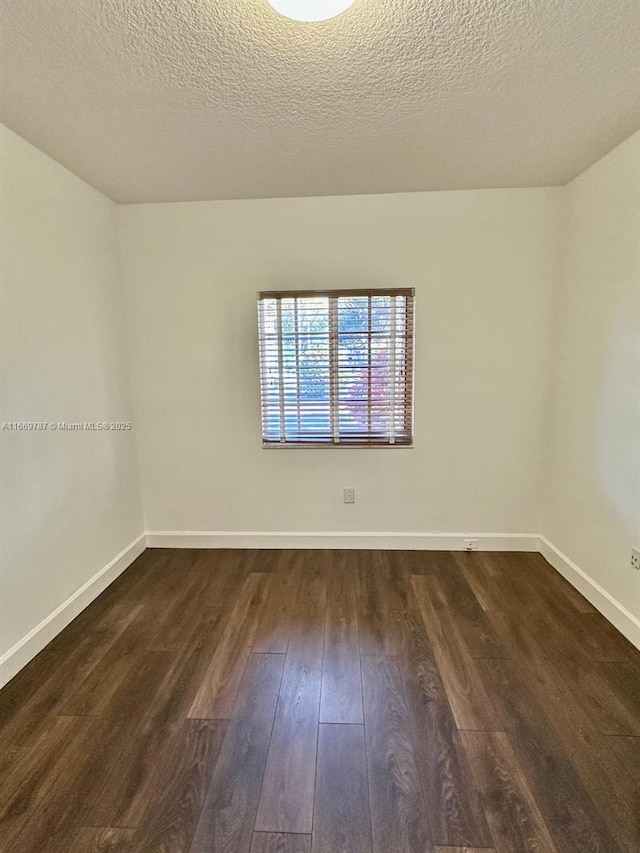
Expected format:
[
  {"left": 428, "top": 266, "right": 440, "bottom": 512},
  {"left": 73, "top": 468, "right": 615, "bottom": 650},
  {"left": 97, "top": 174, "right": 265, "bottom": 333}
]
[{"left": 262, "top": 442, "right": 414, "bottom": 450}]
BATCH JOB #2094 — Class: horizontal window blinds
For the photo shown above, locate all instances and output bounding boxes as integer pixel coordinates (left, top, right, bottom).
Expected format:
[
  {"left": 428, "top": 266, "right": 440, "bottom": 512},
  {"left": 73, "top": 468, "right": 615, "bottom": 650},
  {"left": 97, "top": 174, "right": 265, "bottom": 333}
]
[{"left": 257, "top": 288, "right": 414, "bottom": 447}]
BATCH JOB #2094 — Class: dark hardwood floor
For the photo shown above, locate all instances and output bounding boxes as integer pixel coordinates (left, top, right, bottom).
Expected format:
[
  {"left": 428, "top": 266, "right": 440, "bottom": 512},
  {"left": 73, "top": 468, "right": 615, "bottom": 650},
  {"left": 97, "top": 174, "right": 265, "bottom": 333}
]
[{"left": 1, "top": 548, "right": 639, "bottom": 852}]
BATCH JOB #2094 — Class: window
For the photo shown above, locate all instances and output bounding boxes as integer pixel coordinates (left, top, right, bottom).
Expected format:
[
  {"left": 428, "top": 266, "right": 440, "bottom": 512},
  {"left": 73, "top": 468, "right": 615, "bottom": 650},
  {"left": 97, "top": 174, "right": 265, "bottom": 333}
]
[{"left": 257, "top": 288, "right": 415, "bottom": 447}]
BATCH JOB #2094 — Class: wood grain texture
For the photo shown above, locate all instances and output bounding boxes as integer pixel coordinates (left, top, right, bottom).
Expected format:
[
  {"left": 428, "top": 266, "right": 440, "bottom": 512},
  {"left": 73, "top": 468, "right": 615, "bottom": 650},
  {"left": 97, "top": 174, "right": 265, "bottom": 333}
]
[
  {"left": 591, "top": 661, "right": 640, "bottom": 730},
  {"left": 478, "top": 657, "right": 622, "bottom": 853},
  {"left": 1, "top": 548, "right": 638, "bottom": 853},
  {"left": 127, "top": 719, "right": 227, "bottom": 853},
  {"left": 87, "top": 608, "right": 228, "bottom": 828},
  {"left": 196, "top": 548, "right": 254, "bottom": 606},
  {"left": 606, "top": 736, "right": 640, "bottom": 785},
  {"left": 250, "top": 833, "right": 312, "bottom": 853},
  {"left": 3, "top": 652, "right": 173, "bottom": 853},
  {"left": 484, "top": 614, "right": 640, "bottom": 853},
  {"left": 377, "top": 550, "right": 420, "bottom": 610},
  {"left": 361, "top": 655, "right": 432, "bottom": 853},
  {"left": 434, "top": 848, "right": 497, "bottom": 853},
  {"left": 393, "top": 608, "right": 493, "bottom": 848},
  {"left": 460, "top": 730, "right": 559, "bottom": 853},
  {"left": 189, "top": 653, "right": 285, "bottom": 853},
  {"left": 0, "top": 601, "right": 144, "bottom": 774},
  {"left": 523, "top": 552, "right": 596, "bottom": 614},
  {"left": 312, "top": 723, "right": 373, "bottom": 853},
  {"left": 255, "top": 563, "right": 327, "bottom": 833},
  {"left": 0, "top": 715, "right": 95, "bottom": 850},
  {"left": 67, "top": 827, "right": 136, "bottom": 852},
  {"left": 437, "top": 553, "right": 505, "bottom": 659},
  {"left": 188, "top": 572, "right": 272, "bottom": 718},
  {"left": 320, "top": 551, "right": 363, "bottom": 724},
  {"left": 357, "top": 550, "right": 401, "bottom": 655},
  {"left": 252, "top": 551, "right": 303, "bottom": 653},
  {"left": 456, "top": 555, "right": 509, "bottom": 614},
  {"left": 563, "top": 661, "right": 640, "bottom": 737},
  {"left": 412, "top": 575, "right": 500, "bottom": 731}
]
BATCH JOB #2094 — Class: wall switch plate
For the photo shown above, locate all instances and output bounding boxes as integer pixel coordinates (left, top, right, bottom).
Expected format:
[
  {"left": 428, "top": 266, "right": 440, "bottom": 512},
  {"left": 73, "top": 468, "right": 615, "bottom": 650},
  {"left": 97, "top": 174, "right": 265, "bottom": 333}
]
[
  {"left": 462, "top": 538, "right": 479, "bottom": 551},
  {"left": 631, "top": 548, "right": 640, "bottom": 570},
  {"left": 343, "top": 487, "right": 355, "bottom": 504}
]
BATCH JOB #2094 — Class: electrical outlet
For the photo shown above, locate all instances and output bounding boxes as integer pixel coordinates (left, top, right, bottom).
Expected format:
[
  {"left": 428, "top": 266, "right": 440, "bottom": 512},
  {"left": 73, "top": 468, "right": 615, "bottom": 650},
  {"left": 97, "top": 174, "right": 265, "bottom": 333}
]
[
  {"left": 343, "top": 487, "right": 355, "bottom": 504},
  {"left": 462, "top": 538, "right": 479, "bottom": 551},
  {"left": 631, "top": 548, "right": 640, "bottom": 571}
]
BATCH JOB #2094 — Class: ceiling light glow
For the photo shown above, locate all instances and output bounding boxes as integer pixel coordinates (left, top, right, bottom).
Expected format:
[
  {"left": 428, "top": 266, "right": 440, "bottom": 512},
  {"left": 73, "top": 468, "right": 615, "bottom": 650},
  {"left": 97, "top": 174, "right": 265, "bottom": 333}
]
[{"left": 266, "top": 0, "right": 356, "bottom": 22}]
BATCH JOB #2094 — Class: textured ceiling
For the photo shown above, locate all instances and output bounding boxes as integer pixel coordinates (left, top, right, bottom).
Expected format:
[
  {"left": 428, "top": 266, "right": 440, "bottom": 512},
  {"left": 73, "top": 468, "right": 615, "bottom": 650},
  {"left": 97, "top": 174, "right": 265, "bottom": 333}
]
[{"left": 1, "top": 0, "right": 639, "bottom": 202}]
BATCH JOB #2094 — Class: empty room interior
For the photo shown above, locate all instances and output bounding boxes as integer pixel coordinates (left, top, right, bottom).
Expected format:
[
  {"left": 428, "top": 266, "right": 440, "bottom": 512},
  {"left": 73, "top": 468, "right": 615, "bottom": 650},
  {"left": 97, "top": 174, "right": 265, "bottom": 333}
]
[{"left": 1, "top": 0, "right": 639, "bottom": 851}]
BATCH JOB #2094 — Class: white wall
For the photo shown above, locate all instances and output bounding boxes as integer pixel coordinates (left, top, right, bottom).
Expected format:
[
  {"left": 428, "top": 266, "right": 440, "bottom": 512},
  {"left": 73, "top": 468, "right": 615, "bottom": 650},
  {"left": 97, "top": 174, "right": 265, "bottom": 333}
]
[
  {"left": 0, "top": 126, "right": 144, "bottom": 681},
  {"left": 544, "top": 131, "right": 640, "bottom": 623},
  {"left": 120, "top": 189, "right": 560, "bottom": 539},
  {"left": 2, "top": 120, "right": 636, "bottom": 681}
]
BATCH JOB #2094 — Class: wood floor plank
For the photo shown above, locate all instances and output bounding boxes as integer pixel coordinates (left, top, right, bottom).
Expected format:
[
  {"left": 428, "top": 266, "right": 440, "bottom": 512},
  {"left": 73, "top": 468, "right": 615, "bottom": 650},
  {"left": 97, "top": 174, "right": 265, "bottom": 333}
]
[
  {"left": 394, "top": 609, "right": 493, "bottom": 848},
  {"left": 311, "top": 723, "right": 373, "bottom": 853},
  {"left": 478, "top": 551, "right": 524, "bottom": 580},
  {"left": 189, "top": 653, "right": 285, "bottom": 853},
  {"left": 487, "top": 609, "right": 640, "bottom": 852},
  {"left": 86, "top": 608, "right": 229, "bottom": 828},
  {"left": 577, "top": 613, "right": 640, "bottom": 667},
  {"left": 248, "top": 548, "right": 286, "bottom": 574},
  {"left": 361, "top": 655, "right": 432, "bottom": 853},
  {"left": 434, "top": 848, "right": 497, "bottom": 853},
  {"left": 498, "top": 613, "right": 640, "bottom": 735},
  {"left": 3, "top": 652, "right": 173, "bottom": 853},
  {"left": 0, "top": 715, "right": 94, "bottom": 848},
  {"left": 478, "top": 657, "right": 622, "bottom": 853},
  {"left": 188, "top": 572, "right": 272, "bottom": 719},
  {"left": 412, "top": 575, "right": 500, "bottom": 731},
  {"left": 446, "top": 554, "right": 507, "bottom": 658},
  {"left": 378, "top": 550, "right": 420, "bottom": 610},
  {"left": 0, "top": 600, "right": 144, "bottom": 775},
  {"left": 358, "top": 549, "right": 418, "bottom": 612},
  {"left": 254, "top": 567, "right": 327, "bottom": 833},
  {"left": 357, "top": 551, "right": 402, "bottom": 655},
  {"left": 252, "top": 551, "right": 303, "bottom": 653},
  {"left": 58, "top": 601, "right": 163, "bottom": 716},
  {"left": 517, "top": 579, "right": 632, "bottom": 665},
  {"left": 532, "top": 695, "right": 640, "bottom": 853},
  {"left": 358, "top": 603, "right": 400, "bottom": 655},
  {"left": 320, "top": 550, "right": 363, "bottom": 724},
  {"left": 67, "top": 827, "right": 136, "bottom": 852},
  {"left": 0, "top": 646, "right": 61, "bottom": 730},
  {"left": 2, "top": 548, "right": 638, "bottom": 853},
  {"left": 489, "top": 586, "right": 638, "bottom": 739},
  {"left": 147, "top": 563, "right": 221, "bottom": 652},
  {"left": 477, "top": 553, "right": 544, "bottom": 612},
  {"left": 196, "top": 549, "right": 254, "bottom": 606},
  {"left": 607, "top": 736, "right": 640, "bottom": 785},
  {"left": 127, "top": 719, "right": 227, "bottom": 853},
  {"left": 395, "top": 549, "right": 438, "bottom": 575},
  {"left": 461, "top": 730, "right": 559, "bottom": 853},
  {"left": 457, "top": 556, "right": 508, "bottom": 614},
  {"left": 568, "top": 661, "right": 640, "bottom": 737},
  {"left": 523, "top": 552, "right": 596, "bottom": 613},
  {"left": 250, "top": 833, "right": 312, "bottom": 853}
]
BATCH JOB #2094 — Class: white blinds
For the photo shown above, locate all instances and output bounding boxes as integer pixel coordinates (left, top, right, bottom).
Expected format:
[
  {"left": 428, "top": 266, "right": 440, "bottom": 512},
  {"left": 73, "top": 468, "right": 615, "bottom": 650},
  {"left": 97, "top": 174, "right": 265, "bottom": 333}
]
[{"left": 257, "top": 289, "right": 414, "bottom": 447}]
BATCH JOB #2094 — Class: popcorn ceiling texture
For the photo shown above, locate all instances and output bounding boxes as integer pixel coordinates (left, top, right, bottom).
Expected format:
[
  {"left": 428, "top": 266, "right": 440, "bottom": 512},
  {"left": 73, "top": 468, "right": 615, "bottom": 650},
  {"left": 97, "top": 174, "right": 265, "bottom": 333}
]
[{"left": 1, "top": 0, "right": 639, "bottom": 202}]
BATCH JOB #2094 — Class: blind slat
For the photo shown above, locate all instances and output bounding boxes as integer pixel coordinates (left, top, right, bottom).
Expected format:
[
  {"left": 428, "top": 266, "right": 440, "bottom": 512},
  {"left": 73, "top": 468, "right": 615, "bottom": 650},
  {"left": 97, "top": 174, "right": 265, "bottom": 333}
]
[{"left": 257, "top": 288, "right": 414, "bottom": 448}]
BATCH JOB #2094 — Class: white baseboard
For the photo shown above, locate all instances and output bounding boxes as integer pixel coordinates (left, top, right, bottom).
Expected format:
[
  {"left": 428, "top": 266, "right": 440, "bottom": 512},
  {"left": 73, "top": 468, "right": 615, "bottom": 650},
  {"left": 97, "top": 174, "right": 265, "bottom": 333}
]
[
  {"left": 539, "top": 536, "right": 640, "bottom": 650},
  {"left": 147, "top": 529, "right": 638, "bottom": 651},
  {"left": 145, "top": 530, "right": 540, "bottom": 551},
  {"left": 3, "top": 529, "right": 636, "bottom": 689},
  {"left": 0, "top": 533, "right": 146, "bottom": 688}
]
